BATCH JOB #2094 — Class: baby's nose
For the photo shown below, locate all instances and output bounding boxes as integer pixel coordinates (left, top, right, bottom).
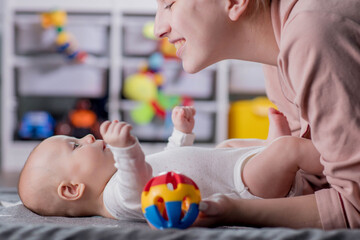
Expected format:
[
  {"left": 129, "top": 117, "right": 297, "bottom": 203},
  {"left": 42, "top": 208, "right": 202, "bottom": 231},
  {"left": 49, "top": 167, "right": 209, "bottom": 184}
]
[{"left": 84, "top": 134, "right": 95, "bottom": 143}]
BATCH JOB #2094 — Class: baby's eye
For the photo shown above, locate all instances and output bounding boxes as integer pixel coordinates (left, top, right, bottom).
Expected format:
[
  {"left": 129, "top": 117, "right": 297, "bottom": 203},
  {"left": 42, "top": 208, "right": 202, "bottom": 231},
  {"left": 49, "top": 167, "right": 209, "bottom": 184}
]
[{"left": 73, "top": 142, "right": 80, "bottom": 149}]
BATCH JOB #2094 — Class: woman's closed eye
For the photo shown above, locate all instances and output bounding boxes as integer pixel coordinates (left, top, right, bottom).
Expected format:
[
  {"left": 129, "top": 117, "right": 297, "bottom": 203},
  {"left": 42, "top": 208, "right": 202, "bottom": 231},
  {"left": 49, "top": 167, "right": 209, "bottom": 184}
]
[{"left": 165, "top": 2, "right": 175, "bottom": 10}]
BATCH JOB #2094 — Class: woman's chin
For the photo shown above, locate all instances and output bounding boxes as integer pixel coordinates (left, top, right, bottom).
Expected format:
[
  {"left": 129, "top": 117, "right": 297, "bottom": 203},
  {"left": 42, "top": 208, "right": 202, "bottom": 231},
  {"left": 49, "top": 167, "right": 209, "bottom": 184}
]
[{"left": 182, "top": 59, "right": 206, "bottom": 74}]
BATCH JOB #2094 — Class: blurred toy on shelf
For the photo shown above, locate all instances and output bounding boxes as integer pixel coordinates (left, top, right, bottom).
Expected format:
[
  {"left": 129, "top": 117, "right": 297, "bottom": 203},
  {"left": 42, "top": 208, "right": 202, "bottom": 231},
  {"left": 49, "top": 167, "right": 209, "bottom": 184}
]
[
  {"left": 159, "top": 38, "right": 177, "bottom": 59},
  {"left": 55, "top": 99, "right": 102, "bottom": 139},
  {"left": 123, "top": 21, "right": 192, "bottom": 126},
  {"left": 141, "top": 171, "right": 201, "bottom": 230},
  {"left": 123, "top": 72, "right": 193, "bottom": 125},
  {"left": 142, "top": 21, "right": 177, "bottom": 59},
  {"left": 18, "top": 111, "right": 56, "bottom": 140},
  {"left": 142, "top": 21, "right": 157, "bottom": 40},
  {"left": 228, "top": 97, "right": 277, "bottom": 139},
  {"left": 41, "top": 10, "right": 88, "bottom": 63}
]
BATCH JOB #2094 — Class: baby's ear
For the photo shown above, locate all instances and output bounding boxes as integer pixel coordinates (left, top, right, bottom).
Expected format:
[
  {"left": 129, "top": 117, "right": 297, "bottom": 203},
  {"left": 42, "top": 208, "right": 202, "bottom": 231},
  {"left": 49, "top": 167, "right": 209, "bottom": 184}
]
[
  {"left": 225, "top": 0, "right": 250, "bottom": 21},
  {"left": 57, "top": 181, "right": 85, "bottom": 201}
]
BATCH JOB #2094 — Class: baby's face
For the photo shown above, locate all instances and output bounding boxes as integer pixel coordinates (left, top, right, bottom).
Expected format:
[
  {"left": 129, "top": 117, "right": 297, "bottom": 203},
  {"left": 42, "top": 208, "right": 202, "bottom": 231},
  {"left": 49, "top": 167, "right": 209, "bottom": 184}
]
[{"left": 37, "top": 134, "right": 116, "bottom": 191}]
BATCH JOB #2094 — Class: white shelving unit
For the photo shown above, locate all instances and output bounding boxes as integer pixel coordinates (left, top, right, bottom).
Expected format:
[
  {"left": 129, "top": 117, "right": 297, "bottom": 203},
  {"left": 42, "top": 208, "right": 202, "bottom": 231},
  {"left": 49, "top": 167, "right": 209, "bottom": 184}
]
[{"left": 1, "top": 0, "right": 230, "bottom": 172}]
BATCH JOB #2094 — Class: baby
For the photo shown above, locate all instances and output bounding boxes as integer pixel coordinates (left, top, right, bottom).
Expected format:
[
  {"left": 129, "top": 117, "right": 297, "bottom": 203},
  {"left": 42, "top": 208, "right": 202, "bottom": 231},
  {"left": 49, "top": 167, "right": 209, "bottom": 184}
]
[{"left": 18, "top": 106, "right": 323, "bottom": 220}]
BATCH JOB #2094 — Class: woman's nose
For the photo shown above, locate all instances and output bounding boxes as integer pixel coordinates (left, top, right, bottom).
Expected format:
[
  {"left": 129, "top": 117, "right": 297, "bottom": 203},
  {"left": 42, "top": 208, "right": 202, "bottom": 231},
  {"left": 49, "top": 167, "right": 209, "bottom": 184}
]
[
  {"left": 82, "top": 134, "right": 95, "bottom": 144},
  {"left": 154, "top": 11, "right": 170, "bottom": 38}
]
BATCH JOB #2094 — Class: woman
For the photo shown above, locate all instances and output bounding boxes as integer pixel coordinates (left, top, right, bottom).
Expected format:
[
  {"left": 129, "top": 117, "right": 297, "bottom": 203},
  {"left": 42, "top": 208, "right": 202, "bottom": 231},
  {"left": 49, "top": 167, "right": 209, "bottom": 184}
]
[{"left": 154, "top": 0, "right": 360, "bottom": 229}]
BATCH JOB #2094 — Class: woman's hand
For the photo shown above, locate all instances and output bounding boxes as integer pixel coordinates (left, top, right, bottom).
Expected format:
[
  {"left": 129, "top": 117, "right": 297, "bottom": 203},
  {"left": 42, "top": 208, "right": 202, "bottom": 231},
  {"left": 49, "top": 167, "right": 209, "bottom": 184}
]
[
  {"left": 193, "top": 194, "right": 237, "bottom": 227},
  {"left": 194, "top": 194, "right": 322, "bottom": 229}
]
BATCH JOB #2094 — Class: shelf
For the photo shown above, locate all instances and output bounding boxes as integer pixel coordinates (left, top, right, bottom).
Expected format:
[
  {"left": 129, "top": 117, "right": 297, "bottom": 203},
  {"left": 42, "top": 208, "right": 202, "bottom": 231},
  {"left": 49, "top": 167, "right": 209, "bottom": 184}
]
[
  {"left": 1, "top": 0, "right": 229, "bottom": 173},
  {"left": 229, "top": 60, "right": 266, "bottom": 95},
  {"left": 14, "top": 55, "right": 110, "bottom": 68},
  {"left": 6, "top": 0, "right": 157, "bottom": 13},
  {"left": 119, "top": 100, "right": 219, "bottom": 113},
  {"left": 15, "top": 13, "right": 111, "bottom": 25},
  {"left": 2, "top": 141, "right": 39, "bottom": 172}
]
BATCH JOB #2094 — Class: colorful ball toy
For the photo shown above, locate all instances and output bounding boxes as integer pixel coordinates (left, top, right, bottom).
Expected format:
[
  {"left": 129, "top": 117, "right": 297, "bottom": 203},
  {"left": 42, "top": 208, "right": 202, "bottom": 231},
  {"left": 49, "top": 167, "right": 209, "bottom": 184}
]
[{"left": 141, "top": 172, "right": 201, "bottom": 229}]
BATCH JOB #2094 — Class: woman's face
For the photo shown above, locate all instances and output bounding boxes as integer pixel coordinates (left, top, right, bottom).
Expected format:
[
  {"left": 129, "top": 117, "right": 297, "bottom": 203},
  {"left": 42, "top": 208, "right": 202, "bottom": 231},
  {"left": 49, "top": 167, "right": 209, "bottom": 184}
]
[{"left": 155, "top": 0, "right": 230, "bottom": 73}]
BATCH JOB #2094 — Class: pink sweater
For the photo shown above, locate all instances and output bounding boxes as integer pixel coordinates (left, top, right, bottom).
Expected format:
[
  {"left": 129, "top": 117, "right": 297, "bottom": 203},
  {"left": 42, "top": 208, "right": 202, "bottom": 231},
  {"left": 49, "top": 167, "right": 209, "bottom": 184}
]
[{"left": 263, "top": 0, "right": 360, "bottom": 229}]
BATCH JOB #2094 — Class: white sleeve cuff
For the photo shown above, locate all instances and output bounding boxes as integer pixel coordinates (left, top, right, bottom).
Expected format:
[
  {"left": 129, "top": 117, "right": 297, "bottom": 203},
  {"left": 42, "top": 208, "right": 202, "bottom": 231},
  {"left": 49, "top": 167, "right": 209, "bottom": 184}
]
[{"left": 167, "top": 128, "right": 195, "bottom": 148}]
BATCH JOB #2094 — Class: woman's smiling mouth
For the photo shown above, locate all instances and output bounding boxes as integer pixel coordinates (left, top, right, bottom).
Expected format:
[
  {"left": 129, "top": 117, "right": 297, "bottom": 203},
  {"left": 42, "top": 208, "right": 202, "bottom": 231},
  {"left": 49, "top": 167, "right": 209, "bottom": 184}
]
[{"left": 174, "top": 39, "right": 186, "bottom": 57}]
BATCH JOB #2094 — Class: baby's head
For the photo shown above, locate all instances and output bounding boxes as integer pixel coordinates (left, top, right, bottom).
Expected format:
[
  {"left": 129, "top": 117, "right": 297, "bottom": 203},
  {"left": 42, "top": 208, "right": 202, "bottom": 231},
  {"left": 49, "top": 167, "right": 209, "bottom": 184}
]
[{"left": 18, "top": 134, "right": 116, "bottom": 216}]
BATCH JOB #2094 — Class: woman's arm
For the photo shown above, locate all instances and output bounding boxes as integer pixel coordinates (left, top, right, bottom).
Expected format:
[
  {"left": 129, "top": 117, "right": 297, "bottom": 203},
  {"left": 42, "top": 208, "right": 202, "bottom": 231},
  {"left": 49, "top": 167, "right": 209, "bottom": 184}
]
[
  {"left": 279, "top": 11, "right": 360, "bottom": 229},
  {"left": 195, "top": 194, "right": 322, "bottom": 228}
]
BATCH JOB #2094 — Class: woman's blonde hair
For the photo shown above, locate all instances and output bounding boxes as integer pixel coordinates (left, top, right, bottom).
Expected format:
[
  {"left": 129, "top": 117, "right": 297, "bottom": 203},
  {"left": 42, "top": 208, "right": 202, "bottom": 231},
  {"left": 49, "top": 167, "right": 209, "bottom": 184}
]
[
  {"left": 254, "top": 0, "right": 271, "bottom": 11},
  {"left": 247, "top": 0, "right": 271, "bottom": 17}
]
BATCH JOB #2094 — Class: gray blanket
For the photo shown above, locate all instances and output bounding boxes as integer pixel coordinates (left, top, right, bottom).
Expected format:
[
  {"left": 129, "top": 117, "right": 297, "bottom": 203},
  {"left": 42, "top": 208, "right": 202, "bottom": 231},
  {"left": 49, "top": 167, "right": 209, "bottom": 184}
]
[{"left": 1, "top": 187, "right": 359, "bottom": 240}]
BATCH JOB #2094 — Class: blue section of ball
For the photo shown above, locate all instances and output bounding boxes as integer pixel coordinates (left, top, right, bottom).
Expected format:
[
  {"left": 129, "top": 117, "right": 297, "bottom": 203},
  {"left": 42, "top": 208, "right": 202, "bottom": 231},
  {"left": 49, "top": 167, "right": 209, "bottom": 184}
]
[{"left": 144, "top": 201, "right": 199, "bottom": 229}]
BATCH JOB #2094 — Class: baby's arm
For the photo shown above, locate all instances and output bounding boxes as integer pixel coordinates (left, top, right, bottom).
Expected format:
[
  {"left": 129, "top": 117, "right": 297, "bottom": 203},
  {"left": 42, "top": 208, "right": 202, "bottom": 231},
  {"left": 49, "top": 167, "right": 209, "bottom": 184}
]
[
  {"left": 100, "top": 120, "right": 136, "bottom": 147},
  {"left": 166, "top": 106, "right": 196, "bottom": 150},
  {"left": 100, "top": 120, "right": 153, "bottom": 219},
  {"left": 172, "top": 106, "right": 196, "bottom": 133}
]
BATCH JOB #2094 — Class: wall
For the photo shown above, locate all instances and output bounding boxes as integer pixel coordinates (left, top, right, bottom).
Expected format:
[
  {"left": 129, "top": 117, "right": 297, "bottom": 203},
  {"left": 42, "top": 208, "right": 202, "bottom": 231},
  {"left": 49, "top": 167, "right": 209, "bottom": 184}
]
[
  {"left": 0, "top": 0, "right": 3, "bottom": 165},
  {"left": 0, "top": 0, "right": 3, "bottom": 30}
]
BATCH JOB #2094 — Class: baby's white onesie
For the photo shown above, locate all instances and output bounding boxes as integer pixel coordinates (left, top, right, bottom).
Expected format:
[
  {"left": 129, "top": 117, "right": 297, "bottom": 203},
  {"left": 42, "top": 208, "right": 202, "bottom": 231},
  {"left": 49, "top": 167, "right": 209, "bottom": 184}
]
[{"left": 103, "top": 129, "right": 276, "bottom": 220}]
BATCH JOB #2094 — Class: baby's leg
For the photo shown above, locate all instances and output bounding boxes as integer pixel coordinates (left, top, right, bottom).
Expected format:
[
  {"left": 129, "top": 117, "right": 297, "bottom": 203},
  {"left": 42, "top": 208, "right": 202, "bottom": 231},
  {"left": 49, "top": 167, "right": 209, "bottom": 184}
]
[
  {"left": 267, "top": 108, "right": 291, "bottom": 141},
  {"left": 216, "top": 138, "right": 267, "bottom": 148},
  {"left": 242, "top": 136, "right": 323, "bottom": 199},
  {"left": 216, "top": 108, "right": 290, "bottom": 149}
]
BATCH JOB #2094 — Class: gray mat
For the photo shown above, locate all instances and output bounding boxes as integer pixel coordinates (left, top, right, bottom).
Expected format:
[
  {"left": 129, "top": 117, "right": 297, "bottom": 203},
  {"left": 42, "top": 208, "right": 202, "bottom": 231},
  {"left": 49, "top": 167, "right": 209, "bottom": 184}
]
[
  {"left": 1, "top": 187, "right": 359, "bottom": 240},
  {"left": 0, "top": 187, "right": 147, "bottom": 227}
]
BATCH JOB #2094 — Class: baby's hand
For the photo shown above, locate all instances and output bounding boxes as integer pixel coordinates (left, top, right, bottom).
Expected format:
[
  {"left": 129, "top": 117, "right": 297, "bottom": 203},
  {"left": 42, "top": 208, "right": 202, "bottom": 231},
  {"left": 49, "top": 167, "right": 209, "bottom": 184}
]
[
  {"left": 100, "top": 120, "right": 136, "bottom": 148},
  {"left": 172, "top": 106, "right": 196, "bottom": 134}
]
